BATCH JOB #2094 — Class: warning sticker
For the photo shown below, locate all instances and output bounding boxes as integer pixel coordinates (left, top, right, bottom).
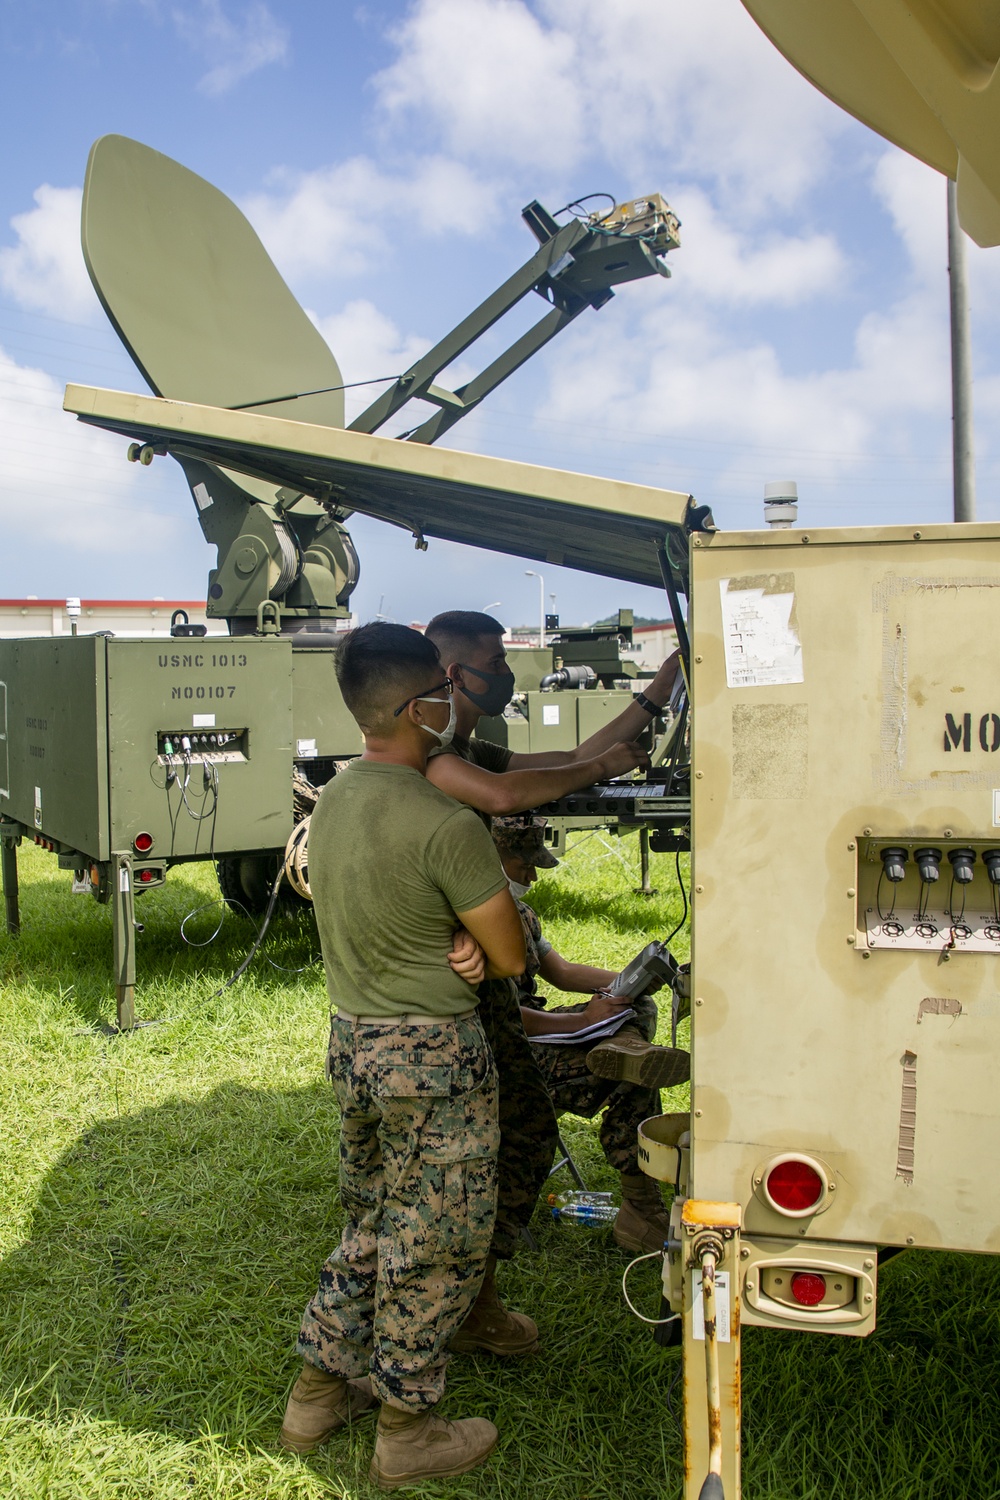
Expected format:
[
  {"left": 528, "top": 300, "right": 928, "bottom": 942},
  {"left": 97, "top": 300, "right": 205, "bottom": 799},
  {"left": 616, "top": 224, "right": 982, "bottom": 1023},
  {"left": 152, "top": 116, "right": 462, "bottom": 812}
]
[
  {"left": 720, "top": 578, "right": 804, "bottom": 689},
  {"left": 691, "top": 1270, "right": 731, "bottom": 1342}
]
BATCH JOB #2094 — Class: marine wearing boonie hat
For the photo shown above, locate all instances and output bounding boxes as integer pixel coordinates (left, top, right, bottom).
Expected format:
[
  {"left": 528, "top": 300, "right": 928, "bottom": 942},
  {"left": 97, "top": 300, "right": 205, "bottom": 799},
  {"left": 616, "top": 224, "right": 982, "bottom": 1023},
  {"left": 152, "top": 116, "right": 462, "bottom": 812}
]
[{"left": 490, "top": 817, "right": 560, "bottom": 869}]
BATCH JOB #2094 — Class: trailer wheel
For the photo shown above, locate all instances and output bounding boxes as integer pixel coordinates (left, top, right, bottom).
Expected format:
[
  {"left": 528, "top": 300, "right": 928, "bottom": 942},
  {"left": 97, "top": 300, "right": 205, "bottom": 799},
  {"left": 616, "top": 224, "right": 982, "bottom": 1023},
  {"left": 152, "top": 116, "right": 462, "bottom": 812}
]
[
  {"left": 216, "top": 855, "right": 275, "bottom": 915},
  {"left": 216, "top": 855, "right": 311, "bottom": 915}
]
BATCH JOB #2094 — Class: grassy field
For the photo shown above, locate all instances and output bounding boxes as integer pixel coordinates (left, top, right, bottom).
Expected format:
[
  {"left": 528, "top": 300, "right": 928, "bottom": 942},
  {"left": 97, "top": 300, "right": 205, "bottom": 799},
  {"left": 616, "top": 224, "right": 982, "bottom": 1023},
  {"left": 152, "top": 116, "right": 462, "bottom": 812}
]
[{"left": 1, "top": 834, "right": 999, "bottom": 1500}]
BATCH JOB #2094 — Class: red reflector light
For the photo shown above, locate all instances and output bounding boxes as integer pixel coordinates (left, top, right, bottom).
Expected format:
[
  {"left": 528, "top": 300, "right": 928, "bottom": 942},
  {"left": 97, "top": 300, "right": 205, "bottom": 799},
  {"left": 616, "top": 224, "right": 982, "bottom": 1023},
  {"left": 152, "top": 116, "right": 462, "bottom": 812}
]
[
  {"left": 766, "top": 1160, "right": 824, "bottom": 1213},
  {"left": 138, "top": 868, "right": 155, "bottom": 883},
  {"left": 790, "top": 1271, "right": 827, "bottom": 1306},
  {"left": 134, "top": 832, "right": 154, "bottom": 853}
]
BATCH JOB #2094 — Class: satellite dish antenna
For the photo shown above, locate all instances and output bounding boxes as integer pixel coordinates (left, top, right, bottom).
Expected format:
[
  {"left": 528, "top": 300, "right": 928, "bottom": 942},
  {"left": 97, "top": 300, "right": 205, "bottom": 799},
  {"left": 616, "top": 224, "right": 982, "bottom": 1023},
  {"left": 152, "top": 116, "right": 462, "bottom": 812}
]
[{"left": 81, "top": 134, "right": 345, "bottom": 429}]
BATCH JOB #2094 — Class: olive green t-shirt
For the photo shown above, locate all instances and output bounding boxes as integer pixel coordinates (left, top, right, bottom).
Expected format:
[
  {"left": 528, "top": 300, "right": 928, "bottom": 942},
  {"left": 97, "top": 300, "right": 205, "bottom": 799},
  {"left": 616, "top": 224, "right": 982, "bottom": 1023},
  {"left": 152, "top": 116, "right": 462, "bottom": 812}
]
[
  {"left": 435, "top": 734, "right": 513, "bottom": 775},
  {"left": 428, "top": 733, "right": 513, "bottom": 827},
  {"left": 309, "top": 760, "right": 507, "bottom": 1018}
]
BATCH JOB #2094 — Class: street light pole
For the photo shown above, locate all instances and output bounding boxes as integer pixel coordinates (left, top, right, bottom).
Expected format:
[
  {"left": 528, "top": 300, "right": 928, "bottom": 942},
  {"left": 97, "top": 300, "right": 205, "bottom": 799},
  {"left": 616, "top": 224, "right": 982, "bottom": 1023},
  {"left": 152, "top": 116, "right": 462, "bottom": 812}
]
[
  {"left": 525, "top": 570, "right": 545, "bottom": 648},
  {"left": 948, "top": 177, "right": 976, "bottom": 522}
]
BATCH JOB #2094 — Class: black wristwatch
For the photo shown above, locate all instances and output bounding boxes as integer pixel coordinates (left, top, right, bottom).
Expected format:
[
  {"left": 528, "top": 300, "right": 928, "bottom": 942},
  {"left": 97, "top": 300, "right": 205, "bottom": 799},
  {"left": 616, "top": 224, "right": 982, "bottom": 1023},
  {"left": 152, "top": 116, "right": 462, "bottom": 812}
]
[{"left": 635, "top": 690, "right": 664, "bottom": 715}]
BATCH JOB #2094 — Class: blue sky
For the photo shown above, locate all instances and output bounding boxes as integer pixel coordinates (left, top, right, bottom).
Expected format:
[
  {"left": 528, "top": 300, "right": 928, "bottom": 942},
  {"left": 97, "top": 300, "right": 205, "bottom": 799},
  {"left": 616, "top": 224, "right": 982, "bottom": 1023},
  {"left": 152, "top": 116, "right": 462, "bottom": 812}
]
[{"left": 2, "top": 0, "right": 999, "bottom": 629}]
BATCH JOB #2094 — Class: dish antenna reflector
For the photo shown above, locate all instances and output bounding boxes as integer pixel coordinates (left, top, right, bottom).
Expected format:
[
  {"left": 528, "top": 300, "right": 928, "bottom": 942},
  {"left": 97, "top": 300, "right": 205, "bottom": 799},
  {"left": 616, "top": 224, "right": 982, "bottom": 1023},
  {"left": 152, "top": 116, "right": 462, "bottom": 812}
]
[{"left": 82, "top": 134, "right": 345, "bottom": 428}]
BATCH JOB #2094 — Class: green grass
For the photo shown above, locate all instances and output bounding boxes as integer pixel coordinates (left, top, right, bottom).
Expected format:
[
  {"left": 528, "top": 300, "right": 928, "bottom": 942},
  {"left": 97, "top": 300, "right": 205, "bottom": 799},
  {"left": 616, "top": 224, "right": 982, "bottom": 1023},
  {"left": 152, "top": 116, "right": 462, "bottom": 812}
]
[{"left": 1, "top": 834, "right": 998, "bottom": 1499}]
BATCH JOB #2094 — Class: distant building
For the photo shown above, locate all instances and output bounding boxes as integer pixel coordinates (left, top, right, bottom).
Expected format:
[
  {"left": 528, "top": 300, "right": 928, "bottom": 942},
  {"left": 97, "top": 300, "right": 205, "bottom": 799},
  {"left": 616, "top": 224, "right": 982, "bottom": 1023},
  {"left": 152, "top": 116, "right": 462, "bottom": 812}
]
[
  {"left": 0, "top": 598, "right": 228, "bottom": 638},
  {"left": 626, "top": 620, "right": 679, "bottom": 669}
]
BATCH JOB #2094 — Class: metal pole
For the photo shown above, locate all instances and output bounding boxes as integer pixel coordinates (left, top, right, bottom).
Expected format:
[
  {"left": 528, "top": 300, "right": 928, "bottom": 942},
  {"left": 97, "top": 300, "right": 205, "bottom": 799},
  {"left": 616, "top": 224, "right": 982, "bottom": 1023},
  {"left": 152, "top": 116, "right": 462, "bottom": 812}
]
[
  {"left": 948, "top": 178, "right": 976, "bottom": 522},
  {"left": 525, "top": 570, "right": 546, "bottom": 647}
]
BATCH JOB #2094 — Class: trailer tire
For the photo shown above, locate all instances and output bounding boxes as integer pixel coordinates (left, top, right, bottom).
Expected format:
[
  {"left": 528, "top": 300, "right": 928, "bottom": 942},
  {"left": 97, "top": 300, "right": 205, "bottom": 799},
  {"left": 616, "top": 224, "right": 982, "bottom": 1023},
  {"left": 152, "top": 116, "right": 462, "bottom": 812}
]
[{"left": 216, "top": 855, "right": 311, "bottom": 915}]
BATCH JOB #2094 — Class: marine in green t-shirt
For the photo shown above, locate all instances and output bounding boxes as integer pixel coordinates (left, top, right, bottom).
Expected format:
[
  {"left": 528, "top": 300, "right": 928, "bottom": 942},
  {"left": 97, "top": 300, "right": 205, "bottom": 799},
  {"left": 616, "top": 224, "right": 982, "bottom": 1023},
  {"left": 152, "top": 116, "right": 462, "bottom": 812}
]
[
  {"left": 310, "top": 759, "right": 505, "bottom": 1017},
  {"left": 282, "top": 622, "right": 525, "bottom": 1487}
]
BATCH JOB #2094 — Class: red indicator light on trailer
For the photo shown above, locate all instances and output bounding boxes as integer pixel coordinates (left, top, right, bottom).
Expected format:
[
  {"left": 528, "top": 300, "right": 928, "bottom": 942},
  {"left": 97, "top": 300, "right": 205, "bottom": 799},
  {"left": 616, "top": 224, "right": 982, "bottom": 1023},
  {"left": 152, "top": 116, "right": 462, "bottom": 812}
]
[
  {"left": 134, "top": 832, "right": 154, "bottom": 853},
  {"left": 138, "top": 868, "right": 155, "bottom": 883},
  {"left": 790, "top": 1272, "right": 827, "bottom": 1306},
  {"left": 765, "top": 1160, "right": 824, "bottom": 1213}
]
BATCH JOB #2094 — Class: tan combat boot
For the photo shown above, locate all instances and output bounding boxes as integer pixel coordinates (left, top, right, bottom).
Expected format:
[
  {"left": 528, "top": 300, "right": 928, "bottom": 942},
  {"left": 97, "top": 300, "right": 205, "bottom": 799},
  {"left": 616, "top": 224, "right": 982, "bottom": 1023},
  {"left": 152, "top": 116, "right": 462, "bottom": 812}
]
[
  {"left": 613, "top": 1172, "right": 673, "bottom": 1254},
  {"left": 586, "top": 1026, "right": 690, "bottom": 1089},
  {"left": 369, "top": 1403, "right": 498, "bottom": 1489},
  {"left": 449, "top": 1254, "right": 539, "bottom": 1356},
  {"left": 278, "top": 1360, "right": 377, "bottom": 1453}
]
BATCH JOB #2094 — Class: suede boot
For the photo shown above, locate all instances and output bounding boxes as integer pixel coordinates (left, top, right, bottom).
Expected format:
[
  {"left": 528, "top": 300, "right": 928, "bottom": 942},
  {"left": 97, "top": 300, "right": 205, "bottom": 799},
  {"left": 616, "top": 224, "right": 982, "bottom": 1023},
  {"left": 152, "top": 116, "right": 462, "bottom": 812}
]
[
  {"left": 279, "top": 1360, "right": 377, "bottom": 1453},
  {"left": 613, "top": 1172, "right": 673, "bottom": 1254},
  {"left": 586, "top": 1025, "right": 690, "bottom": 1089},
  {"left": 369, "top": 1403, "right": 498, "bottom": 1489},
  {"left": 449, "top": 1254, "right": 539, "bottom": 1356}
]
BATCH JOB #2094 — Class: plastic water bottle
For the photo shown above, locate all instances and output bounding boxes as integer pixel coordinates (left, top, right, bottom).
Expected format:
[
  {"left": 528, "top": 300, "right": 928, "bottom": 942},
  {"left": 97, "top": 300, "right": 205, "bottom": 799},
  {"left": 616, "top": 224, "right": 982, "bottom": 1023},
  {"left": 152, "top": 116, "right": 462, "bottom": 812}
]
[{"left": 548, "top": 1190, "right": 617, "bottom": 1225}]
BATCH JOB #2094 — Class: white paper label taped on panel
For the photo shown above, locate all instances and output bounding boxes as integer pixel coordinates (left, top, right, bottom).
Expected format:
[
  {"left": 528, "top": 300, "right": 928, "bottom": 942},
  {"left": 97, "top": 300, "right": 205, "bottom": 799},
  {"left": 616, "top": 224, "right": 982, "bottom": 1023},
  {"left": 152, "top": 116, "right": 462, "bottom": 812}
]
[
  {"left": 542, "top": 705, "right": 560, "bottom": 726},
  {"left": 691, "top": 1270, "right": 731, "bottom": 1342},
  {"left": 192, "top": 482, "right": 213, "bottom": 511},
  {"left": 993, "top": 790, "right": 1000, "bottom": 827},
  {"left": 193, "top": 713, "right": 216, "bottom": 728},
  {"left": 720, "top": 578, "right": 804, "bottom": 689}
]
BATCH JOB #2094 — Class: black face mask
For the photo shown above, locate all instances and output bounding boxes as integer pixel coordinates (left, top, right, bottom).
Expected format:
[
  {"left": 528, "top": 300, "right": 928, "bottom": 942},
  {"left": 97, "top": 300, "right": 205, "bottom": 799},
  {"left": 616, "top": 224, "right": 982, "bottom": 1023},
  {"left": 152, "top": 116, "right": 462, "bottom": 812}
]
[{"left": 457, "top": 662, "right": 516, "bottom": 717}]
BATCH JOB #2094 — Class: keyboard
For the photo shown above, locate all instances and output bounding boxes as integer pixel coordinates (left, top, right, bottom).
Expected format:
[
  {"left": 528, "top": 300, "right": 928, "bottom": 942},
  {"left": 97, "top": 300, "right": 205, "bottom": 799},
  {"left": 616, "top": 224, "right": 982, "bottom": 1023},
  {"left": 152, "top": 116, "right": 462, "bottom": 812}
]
[{"left": 533, "top": 779, "right": 690, "bottom": 825}]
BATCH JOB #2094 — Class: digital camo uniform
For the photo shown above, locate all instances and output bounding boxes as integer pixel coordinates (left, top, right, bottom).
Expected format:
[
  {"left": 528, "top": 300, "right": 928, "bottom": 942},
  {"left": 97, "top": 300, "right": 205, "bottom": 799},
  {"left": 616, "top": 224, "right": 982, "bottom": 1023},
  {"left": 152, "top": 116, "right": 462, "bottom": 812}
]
[
  {"left": 297, "top": 1013, "right": 499, "bottom": 1409},
  {"left": 475, "top": 974, "right": 559, "bottom": 1258},
  {"left": 516, "top": 898, "right": 661, "bottom": 1176}
]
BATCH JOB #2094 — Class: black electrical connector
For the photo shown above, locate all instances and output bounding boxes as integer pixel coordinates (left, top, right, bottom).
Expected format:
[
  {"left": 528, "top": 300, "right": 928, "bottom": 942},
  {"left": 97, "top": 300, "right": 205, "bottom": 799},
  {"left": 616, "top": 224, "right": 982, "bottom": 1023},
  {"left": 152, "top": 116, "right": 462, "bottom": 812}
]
[
  {"left": 915, "top": 847, "right": 943, "bottom": 883},
  {"left": 983, "top": 849, "right": 1000, "bottom": 884},
  {"left": 880, "top": 847, "right": 909, "bottom": 883},
  {"left": 948, "top": 848, "right": 977, "bottom": 884}
]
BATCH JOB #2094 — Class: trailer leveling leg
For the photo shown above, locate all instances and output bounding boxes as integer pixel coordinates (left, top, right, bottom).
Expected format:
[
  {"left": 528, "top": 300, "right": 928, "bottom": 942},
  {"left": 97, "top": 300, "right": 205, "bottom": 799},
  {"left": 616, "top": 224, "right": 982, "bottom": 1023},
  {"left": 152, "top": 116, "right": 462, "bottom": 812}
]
[
  {"left": 1, "top": 835, "right": 19, "bottom": 937},
  {"left": 682, "top": 1201, "right": 742, "bottom": 1500},
  {"left": 112, "top": 852, "right": 136, "bottom": 1031}
]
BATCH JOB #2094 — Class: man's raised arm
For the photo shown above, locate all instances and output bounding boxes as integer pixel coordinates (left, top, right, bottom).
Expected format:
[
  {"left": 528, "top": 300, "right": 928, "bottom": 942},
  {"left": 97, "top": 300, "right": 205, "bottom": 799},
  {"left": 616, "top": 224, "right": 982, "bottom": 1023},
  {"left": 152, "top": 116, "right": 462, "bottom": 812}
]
[
  {"left": 427, "top": 739, "right": 647, "bottom": 815},
  {"left": 508, "top": 649, "right": 682, "bottom": 769}
]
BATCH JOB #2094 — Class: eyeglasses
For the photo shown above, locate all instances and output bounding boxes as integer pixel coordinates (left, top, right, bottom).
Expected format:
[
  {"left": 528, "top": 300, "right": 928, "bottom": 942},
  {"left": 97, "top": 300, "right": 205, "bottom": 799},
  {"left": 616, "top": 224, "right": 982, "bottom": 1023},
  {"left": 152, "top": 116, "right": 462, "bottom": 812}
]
[{"left": 393, "top": 678, "right": 453, "bottom": 718}]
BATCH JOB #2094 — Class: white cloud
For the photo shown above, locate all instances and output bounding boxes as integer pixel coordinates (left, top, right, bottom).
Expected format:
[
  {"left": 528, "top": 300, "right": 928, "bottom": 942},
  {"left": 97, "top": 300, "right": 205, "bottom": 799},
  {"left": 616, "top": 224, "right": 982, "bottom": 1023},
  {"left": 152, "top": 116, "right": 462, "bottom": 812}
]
[
  {"left": 674, "top": 189, "right": 846, "bottom": 306},
  {"left": 171, "top": 0, "right": 288, "bottom": 96},
  {"left": 533, "top": 242, "right": 952, "bottom": 516},
  {"left": 375, "top": 0, "right": 848, "bottom": 213},
  {"left": 311, "top": 300, "right": 429, "bottom": 422},
  {"left": 0, "top": 185, "right": 98, "bottom": 323},
  {"left": 244, "top": 155, "right": 499, "bottom": 279},
  {"left": 0, "top": 347, "right": 181, "bottom": 556},
  {"left": 376, "top": 0, "right": 582, "bottom": 172}
]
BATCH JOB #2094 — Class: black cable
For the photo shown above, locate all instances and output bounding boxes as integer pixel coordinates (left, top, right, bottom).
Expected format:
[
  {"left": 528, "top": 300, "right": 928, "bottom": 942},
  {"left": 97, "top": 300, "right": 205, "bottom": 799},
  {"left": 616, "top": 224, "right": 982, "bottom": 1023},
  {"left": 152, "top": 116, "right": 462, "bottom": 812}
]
[
  {"left": 227, "top": 373, "right": 402, "bottom": 411},
  {"left": 210, "top": 867, "right": 286, "bottom": 997},
  {"left": 664, "top": 848, "right": 688, "bottom": 948},
  {"left": 876, "top": 868, "right": 897, "bottom": 924},
  {"left": 553, "top": 191, "right": 617, "bottom": 220}
]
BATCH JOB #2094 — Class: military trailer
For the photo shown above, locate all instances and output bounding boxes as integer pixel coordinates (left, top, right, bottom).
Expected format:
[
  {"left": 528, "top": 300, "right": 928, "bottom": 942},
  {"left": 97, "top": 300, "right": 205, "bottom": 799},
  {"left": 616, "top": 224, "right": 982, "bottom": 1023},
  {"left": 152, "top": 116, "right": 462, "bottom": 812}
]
[
  {"left": 0, "top": 135, "right": 685, "bottom": 1027},
  {"left": 34, "top": 368, "right": 1000, "bottom": 1500}
]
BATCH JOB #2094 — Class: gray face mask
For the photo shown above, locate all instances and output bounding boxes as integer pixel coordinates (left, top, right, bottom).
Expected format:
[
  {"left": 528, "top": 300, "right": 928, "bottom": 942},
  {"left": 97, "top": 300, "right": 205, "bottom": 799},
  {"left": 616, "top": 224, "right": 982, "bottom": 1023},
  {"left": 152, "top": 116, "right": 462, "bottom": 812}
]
[
  {"left": 457, "top": 662, "right": 516, "bottom": 718},
  {"left": 507, "top": 878, "right": 531, "bottom": 901},
  {"left": 415, "top": 694, "right": 457, "bottom": 748}
]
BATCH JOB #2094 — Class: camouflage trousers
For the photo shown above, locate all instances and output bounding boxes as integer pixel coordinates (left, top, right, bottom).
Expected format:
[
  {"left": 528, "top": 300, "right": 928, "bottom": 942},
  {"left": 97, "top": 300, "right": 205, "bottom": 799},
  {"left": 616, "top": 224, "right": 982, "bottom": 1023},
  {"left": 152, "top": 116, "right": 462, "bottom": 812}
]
[
  {"left": 476, "top": 977, "right": 559, "bottom": 1260},
  {"left": 530, "top": 994, "right": 661, "bottom": 1176},
  {"left": 297, "top": 1012, "right": 499, "bottom": 1410}
]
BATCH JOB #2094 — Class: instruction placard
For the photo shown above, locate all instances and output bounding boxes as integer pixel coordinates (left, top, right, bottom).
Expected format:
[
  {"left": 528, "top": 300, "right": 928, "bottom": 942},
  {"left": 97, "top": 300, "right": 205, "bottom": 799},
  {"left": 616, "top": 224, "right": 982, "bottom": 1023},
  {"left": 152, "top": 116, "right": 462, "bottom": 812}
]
[{"left": 720, "top": 578, "right": 803, "bottom": 689}]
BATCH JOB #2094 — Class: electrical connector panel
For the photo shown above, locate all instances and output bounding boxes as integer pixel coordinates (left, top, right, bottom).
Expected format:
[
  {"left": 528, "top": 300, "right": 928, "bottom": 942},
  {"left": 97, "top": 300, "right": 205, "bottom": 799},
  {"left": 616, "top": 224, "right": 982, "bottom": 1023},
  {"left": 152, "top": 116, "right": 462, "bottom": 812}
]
[
  {"left": 856, "top": 838, "right": 1000, "bottom": 952},
  {"left": 156, "top": 729, "right": 248, "bottom": 765}
]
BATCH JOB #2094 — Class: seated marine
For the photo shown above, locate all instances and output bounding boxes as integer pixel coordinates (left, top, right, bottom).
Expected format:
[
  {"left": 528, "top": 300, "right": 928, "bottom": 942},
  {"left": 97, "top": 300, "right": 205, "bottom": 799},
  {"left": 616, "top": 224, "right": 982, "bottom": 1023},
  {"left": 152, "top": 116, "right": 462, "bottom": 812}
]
[{"left": 492, "top": 817, "right": 689, "bottom": 1254}]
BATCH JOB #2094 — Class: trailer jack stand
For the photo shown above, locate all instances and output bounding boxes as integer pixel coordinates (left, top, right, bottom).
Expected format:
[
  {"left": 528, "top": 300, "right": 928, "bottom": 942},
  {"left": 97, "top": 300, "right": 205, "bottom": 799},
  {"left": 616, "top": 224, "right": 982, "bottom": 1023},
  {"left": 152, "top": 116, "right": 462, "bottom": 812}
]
[{"left": 681, "top": 1201, "right": 742, "bottom": 1500}]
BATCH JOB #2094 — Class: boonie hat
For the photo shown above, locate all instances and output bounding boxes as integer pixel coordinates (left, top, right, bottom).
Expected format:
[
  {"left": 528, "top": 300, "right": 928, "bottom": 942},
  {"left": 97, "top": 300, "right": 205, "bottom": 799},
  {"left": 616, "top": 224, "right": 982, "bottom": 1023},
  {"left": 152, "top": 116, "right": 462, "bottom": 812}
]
[{"left": 492, "top": 816, "right": 560, "bottom": 869}]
